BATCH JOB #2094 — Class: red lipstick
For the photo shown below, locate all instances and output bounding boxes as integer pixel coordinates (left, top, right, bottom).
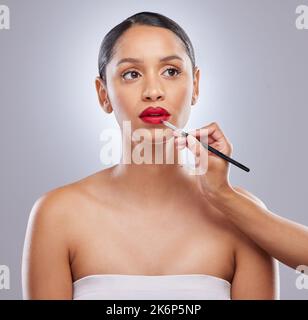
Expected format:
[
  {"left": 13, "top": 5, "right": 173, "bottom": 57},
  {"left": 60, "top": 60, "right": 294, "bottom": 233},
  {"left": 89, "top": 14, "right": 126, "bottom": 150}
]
[{"left": 139, "top": 106, "right": 171, "bottom": 124}]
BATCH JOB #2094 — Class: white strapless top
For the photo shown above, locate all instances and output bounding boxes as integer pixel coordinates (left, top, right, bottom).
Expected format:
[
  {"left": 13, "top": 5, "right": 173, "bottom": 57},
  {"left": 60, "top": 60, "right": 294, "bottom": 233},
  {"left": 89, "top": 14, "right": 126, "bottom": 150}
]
[{"left": 73, "top": 274, "right": 231, "bottom": 300}]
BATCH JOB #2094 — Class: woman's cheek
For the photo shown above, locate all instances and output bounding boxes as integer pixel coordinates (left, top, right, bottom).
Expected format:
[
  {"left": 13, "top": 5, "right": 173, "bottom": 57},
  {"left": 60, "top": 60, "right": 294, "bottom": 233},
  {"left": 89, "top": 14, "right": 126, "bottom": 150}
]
[
  {"left": 172, "top": 78, "right": 193, "bottom": 100},
  {"left": 112, "top": 91, "right": 140, "bottom": 126},
  {"left": 171, "top": 82, "right": 193, "bottom": 127}
]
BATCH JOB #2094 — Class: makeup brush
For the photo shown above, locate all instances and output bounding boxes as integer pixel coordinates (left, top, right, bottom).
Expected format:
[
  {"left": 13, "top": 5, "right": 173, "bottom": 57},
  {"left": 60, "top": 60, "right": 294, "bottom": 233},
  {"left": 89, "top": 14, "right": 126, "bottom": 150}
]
[{"left": 161, "top": 120, "right": 250, "bottom": 172}]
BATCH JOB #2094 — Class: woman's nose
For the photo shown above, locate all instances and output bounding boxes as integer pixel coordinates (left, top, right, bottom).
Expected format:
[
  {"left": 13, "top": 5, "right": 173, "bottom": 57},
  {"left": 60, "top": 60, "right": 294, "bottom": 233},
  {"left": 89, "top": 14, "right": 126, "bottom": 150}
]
[{"left": 142, "top": 78, "right": 165, "bottom": 101}]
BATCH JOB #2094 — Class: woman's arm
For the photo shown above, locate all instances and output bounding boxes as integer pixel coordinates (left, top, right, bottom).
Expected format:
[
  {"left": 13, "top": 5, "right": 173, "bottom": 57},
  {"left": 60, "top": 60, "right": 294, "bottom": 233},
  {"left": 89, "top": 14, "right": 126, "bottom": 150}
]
[
  {"left": 22, "top": 190, "right": 73, "bottom": 299},
  {"left": 209, "top": 186, "right": 308, "bottom": 270}
]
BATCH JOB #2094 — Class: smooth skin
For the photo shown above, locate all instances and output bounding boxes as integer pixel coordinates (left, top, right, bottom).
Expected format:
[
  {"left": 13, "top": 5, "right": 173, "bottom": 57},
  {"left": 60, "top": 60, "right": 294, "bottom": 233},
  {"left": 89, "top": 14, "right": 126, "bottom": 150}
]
[{"left": 22, "top": 25, "right": 278, "bottom": 299}]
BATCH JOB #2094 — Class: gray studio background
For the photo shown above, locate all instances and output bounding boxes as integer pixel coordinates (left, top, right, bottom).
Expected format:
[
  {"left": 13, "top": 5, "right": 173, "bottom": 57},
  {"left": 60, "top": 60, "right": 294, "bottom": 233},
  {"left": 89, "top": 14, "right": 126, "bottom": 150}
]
[{"left": 1, "top": 0, "right": 308, "bottom": 299}]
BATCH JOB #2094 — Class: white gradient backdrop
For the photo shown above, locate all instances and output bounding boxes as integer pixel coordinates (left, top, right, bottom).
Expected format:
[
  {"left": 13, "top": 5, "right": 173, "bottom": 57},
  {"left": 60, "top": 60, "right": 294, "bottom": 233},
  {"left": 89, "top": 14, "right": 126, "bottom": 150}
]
[{"left": 0, "top": 0, "right": 308, "bottom": 299}]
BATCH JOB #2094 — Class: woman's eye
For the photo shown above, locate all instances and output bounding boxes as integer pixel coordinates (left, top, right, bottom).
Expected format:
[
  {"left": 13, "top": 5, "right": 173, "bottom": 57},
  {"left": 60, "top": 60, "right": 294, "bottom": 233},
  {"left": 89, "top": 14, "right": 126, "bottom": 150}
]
[
  {"left": 121, "top": 67, "right": 181, "bottom": 81},
  {"left": 121, "top": 70, "right": 140, "bottom": 80},
  {"left": 162, "top": 68, "right": 181, "bottom": 77}
]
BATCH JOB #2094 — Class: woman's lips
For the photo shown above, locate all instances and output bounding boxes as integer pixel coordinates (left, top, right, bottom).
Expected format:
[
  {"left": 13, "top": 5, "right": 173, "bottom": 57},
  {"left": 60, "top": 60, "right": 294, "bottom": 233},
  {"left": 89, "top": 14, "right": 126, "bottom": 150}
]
[
  {"left": 139, "top": 114, "right": 171, "bottom": 124},
  {"left": 139, "top": 106, "right": 171, "bottom": 124}
]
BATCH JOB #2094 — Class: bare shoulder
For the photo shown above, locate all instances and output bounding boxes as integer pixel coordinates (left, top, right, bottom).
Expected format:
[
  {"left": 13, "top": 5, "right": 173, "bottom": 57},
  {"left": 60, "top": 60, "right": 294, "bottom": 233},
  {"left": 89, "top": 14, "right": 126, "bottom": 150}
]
[
  {"left": 25, "top": 184, "right": 82, "bottom": 249},
  {"left": 27, "top": 166, "right": 115, "bottom": 227},
  {"left": 204, "top": 185, "right": 267, "bottom": 235},
  {"left": 232, "top": 186, "right": 267, "bottom": 210},
  {"left": 223, "top": 186, "right": 269, "bottom": 246},
  {"left": 32, "top": 185, "right": 78, "bottom": 212},
  {"left": 23, "top": 181, "right": 95, "bottom": 299}
]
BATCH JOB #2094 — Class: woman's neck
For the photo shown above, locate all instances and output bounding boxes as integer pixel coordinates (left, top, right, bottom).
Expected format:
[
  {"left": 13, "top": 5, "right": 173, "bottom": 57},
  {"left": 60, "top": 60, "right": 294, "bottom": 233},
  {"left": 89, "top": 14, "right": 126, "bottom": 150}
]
[{"left": 109, "top": 134, "right": 193, "bottom": 199}]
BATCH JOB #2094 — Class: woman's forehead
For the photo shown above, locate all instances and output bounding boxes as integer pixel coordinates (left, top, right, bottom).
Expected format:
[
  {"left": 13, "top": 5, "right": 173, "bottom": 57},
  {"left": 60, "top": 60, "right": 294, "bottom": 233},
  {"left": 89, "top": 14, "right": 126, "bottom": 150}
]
[{"left": 112, "top": 25, "right": 187, "bottom": 63}]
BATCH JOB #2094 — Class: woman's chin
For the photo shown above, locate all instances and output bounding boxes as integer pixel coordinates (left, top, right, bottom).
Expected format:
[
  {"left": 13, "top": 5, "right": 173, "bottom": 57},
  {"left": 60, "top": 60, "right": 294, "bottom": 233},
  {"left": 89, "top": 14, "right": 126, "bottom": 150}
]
[
  {"left": 130, "top": 125, "right": 174, "bottom": 145},
  {"left": 141, "top": 139, "right": 168, "bottom": 145},
  {"left": 142, "top": 132, "right": 174, "bottom": 145}
]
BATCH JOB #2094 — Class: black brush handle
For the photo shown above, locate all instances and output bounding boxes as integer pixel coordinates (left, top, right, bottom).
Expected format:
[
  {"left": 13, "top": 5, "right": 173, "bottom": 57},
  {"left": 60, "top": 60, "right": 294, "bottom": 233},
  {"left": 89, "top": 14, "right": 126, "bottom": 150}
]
[{"left": 182, "top": 131, "right": 250, "bottom": 172}]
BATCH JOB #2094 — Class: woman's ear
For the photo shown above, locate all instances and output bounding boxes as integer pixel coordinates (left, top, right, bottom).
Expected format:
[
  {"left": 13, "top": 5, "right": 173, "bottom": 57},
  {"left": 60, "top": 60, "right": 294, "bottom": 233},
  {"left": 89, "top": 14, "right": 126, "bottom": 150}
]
[
  {"left": 191, "top": 67, "right": 200, "bottom": 106},
  {"left": 95, "top": 77, "right": 113, "bottom": 113}
]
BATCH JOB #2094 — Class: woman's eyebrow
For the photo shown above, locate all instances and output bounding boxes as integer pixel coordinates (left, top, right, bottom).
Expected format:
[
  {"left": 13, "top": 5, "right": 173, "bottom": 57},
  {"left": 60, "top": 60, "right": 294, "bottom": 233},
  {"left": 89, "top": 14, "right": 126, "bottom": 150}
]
[{"left": 116, "top": 55, "right": 184, "bottom": 66}]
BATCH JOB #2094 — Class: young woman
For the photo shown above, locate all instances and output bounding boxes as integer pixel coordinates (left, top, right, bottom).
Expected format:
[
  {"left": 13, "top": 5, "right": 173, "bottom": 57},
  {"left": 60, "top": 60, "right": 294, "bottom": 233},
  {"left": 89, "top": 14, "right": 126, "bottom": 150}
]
[{"left": 22, "top": 11, "right": 278, "bottom": 300}]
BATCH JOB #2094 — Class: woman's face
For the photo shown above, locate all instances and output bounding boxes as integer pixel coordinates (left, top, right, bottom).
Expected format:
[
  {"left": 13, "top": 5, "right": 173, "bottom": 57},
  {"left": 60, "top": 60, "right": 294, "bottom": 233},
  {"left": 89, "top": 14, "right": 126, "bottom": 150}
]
[{"left": 96, "top": 25, "right": 200, "bottom": 141}]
